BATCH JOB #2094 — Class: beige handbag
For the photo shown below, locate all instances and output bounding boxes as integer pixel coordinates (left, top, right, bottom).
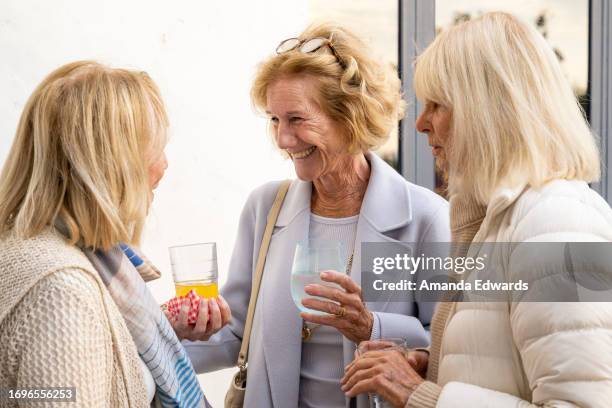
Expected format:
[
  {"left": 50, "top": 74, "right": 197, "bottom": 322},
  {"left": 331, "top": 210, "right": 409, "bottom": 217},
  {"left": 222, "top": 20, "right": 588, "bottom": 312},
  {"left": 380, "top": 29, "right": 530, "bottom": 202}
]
[{"left": 225, "top": 180, "right": 291, "bottom": 408}]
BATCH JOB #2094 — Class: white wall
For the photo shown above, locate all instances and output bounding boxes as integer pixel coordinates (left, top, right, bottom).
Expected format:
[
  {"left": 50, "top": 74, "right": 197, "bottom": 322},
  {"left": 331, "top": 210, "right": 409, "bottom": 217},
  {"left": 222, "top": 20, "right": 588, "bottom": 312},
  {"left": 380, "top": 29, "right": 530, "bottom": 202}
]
[{"left": 0, "top": 0, "right": 304, "bottom": 405}]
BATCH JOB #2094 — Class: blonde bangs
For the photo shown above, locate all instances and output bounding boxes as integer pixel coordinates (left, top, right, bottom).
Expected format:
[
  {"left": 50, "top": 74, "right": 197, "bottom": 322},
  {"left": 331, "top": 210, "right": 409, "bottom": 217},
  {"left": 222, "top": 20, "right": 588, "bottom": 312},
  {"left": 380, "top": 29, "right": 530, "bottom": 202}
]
[{"left": 414, "top": 39, "right": 451, "bottom": 108}]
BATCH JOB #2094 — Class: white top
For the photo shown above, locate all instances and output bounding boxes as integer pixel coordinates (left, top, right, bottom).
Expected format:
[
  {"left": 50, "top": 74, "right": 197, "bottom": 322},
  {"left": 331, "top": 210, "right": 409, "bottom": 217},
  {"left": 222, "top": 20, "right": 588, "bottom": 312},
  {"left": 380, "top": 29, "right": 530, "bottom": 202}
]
[{"left": 299, "top": 213, "right": 358, "bottom": 408}]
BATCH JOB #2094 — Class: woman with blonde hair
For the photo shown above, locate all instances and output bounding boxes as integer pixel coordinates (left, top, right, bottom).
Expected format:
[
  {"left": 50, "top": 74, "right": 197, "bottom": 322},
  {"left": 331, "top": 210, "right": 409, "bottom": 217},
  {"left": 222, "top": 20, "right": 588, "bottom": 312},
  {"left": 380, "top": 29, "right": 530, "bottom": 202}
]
[
  {"left": 169, "top": 23, "right": 449, "bottom": 407},
  {"left": 342, "top": 12, "right": 612, "bottom": 407},
  {"left": 0, "top": 61, "right": 210, "bottom": 407}
]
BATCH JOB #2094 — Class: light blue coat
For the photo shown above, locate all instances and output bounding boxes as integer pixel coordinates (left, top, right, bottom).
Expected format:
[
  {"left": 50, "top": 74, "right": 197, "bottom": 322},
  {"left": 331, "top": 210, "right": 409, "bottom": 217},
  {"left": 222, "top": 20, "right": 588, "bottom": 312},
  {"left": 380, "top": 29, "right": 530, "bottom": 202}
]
[{"left": 185, "top": 153, "right": 450, "bottom": 407}]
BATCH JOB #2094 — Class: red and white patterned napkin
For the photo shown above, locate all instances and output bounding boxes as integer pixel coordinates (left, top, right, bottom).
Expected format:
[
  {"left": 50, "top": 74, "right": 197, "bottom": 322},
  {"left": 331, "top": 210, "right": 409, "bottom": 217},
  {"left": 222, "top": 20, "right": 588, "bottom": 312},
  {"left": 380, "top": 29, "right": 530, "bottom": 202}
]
[{"left": 163, "top": 290, "right": 202, "bottom": 325}]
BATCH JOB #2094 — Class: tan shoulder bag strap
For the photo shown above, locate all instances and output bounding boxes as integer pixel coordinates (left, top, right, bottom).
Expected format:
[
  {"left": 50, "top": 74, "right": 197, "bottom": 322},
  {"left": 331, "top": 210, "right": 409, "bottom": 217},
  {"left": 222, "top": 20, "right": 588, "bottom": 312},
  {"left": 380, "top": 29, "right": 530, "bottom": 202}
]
[{"left": 237, "top": 179, "right": 291, "bottom": 372}]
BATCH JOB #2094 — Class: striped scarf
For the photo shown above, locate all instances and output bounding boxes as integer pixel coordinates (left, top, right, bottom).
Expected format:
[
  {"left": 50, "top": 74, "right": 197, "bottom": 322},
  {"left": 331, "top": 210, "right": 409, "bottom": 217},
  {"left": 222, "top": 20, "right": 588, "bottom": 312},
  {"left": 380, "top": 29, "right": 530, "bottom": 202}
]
[{"left": 82, "top": 243, "right": 210, "bottom": 408}]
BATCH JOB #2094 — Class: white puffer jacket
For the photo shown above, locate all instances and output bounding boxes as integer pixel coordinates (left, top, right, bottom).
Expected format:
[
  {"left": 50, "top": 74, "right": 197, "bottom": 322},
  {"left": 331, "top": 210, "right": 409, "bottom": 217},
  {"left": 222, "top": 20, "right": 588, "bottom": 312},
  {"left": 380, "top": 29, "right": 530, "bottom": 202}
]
[{"left": 436, "top": 180, "right": 612, "bottom": 407}]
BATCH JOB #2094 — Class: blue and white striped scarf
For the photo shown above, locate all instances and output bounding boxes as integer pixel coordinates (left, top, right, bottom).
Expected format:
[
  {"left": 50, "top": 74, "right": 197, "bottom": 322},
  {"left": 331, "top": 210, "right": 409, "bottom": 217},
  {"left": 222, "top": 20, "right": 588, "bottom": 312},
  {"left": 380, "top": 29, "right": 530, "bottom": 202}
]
[{"left": 82, "top": 243, "right": 210, "bottom": 408}]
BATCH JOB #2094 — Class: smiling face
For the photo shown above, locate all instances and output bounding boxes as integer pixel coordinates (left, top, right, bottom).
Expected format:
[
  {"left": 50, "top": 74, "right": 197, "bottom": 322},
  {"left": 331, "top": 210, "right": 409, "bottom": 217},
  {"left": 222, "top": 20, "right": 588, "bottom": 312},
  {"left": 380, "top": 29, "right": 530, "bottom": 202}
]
[
  {"left": 415, "top": 101, "right": 453, "bottom": 174},
  {"left": 266, "top": 75, "right": 348, "bottom": 181}
]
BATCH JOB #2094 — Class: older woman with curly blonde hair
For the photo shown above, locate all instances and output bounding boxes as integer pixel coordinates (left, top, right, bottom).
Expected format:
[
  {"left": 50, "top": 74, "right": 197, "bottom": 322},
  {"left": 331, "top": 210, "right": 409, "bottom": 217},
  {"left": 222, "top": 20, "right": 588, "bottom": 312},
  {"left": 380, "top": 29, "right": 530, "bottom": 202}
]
[
  {"left": 343, "top": 12, "right": 612, "bottom": 408},
  {"left": 170, "top": 23, "right": 449, "bottom": 407}
]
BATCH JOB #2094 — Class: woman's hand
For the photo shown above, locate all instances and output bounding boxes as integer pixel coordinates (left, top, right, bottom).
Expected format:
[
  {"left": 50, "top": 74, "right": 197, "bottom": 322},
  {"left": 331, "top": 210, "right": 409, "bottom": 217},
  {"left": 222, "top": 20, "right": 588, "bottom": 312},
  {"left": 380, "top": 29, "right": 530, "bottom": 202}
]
[
  {"left": 300, "top": 270, "right": 373, "bottom": 343},
  {"left": 404, "top": 349, "right": 429, "bottom": 378},
  {"left": 341, "top": 348, "right": 425, "bottom": 408},
  {"left": 356, "top": 341, "right": 429, "bottom": 378},
  {"left": 165, "top": 295, "right": 232, "bottom": 341}
]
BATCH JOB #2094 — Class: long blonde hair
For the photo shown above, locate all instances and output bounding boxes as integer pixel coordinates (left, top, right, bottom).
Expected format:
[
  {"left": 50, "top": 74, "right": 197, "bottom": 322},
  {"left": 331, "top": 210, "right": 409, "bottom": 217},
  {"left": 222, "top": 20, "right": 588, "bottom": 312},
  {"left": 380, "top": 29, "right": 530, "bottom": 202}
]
[
  {"left": 414, "top": 12, "right": 599, "bottom": 204},
  {"left": 0, "top": 61, "right": 168, "bottom": 249}
]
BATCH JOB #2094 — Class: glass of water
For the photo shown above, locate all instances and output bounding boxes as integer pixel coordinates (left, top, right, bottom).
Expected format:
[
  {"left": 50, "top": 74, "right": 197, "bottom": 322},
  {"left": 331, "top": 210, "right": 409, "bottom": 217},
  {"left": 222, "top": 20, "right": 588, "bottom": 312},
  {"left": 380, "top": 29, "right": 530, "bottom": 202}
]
[
  {"left": 356, "top": 338, "right": 408, "bottom": 408},
  {"left": 290, "top": 239, "right": 347, "bottom": 315}
]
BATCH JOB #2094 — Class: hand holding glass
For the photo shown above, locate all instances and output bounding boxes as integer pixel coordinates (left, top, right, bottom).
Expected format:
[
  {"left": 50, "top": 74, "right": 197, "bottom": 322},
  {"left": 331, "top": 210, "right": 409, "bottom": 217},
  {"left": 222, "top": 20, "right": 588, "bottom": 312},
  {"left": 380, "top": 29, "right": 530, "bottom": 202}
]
[
  {"left": 290, "top": 240, "right": 346, "bottom": 315},
  {"left": 356, "top": 338, "right": 408, "bottom": 408}
]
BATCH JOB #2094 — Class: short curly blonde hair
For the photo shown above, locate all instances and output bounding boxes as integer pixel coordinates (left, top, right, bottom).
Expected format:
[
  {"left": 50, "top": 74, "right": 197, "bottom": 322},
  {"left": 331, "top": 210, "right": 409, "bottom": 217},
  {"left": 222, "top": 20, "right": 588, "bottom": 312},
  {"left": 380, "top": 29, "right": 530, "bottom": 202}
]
[{"left": 251, "top": 23, "right": 405, "bottom": 154}]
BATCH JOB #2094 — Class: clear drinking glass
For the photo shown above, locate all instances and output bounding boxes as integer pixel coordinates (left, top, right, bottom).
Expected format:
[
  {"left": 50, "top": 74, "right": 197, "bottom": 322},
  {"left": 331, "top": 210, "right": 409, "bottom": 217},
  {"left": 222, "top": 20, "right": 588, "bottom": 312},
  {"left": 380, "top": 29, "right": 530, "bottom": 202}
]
[
  {"left": 169, "top": 242, "right": 219, "bottom": 299},
  {"left": 290, "top": 240, "right": 347, "bottom": 315},
  {"left": 356, "top": 338, "right": 408, "bottom": 408}
]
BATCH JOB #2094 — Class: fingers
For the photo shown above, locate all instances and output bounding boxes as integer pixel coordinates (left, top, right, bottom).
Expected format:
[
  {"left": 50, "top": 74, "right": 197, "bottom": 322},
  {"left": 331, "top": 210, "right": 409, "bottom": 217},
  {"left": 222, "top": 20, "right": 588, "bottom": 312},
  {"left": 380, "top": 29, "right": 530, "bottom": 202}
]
[
  {"left": 301, "top": 297, "right": 347, "bottom": 317},
  {"left": 300, "top": 312, "right": 345, "bottom": 329},
  {"left": 342, "top": 361, "right": 397, "bottom": 399},
  {"left": 304, "top": 284, "right": 362, "bottom": 310},
  {"left": 320, "top": 271, "right": 361, "bottom": 294},
  {"left": 175, "top": 298, "right": 192, "bottom": 333},
  {"left": 342, "top": 356, "right": 379, "bottom": 384},
  {"left": 217, "top": 296, "right": 232, "bottom": 325},
  {"left": 358, "top": 349, "right": 404, "bottom": 361},
  {"left": 190, "top": 298, "right": 210, "bottom": 339},
  {"left": 405, "top": 354, "right": 418, "bottom": 368},
  {"left": 344, "top": 376, "right": 383, "bottom": 398},
  {"left": 205, "top": 296, "right": 222, "bottom": 336},
  {"left": 358, "top": 340, "right": 399, "bottom": 354},
  {"left": 405, "top": 350, "right": 428, "bottom": 375},
  {"left": 165, "top": 294, "right": 233, "bottom": 341},
  {"left": 342, "top": 366, "right": 380, "bottom": 393},
  {"left": 404, "top": 351, "right": 422, "bottom": 371},
  {"left": 344, "top": 350, "right": 404, "bottom": 382}
]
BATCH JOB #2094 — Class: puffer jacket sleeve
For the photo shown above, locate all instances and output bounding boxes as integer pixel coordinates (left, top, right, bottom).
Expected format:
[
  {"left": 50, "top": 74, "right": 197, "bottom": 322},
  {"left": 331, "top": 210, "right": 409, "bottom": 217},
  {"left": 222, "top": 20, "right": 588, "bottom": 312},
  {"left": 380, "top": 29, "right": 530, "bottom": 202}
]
[
  {"left": 432, "top": 304, "right": 612, "bottom": 408},
  {"left": 433, "top": 193, "right": 612, "bottom": 408}
]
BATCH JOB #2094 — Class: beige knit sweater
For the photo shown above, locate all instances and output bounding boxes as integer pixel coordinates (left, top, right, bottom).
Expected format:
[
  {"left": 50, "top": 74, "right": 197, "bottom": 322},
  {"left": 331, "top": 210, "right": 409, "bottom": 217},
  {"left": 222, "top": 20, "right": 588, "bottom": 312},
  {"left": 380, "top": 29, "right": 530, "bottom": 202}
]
[
  {"left": 407, "top": 194, "right": 487, "bottom": 408},
  {"left": 0, "top": 229, "right": 149, "bottom": 407}
]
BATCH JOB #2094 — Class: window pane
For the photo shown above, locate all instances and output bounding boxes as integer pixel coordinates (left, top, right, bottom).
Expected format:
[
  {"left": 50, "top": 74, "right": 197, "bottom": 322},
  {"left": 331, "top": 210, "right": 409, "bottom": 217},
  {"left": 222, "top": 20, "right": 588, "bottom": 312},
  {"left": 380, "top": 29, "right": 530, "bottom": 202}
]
[
  {"left": 434, "top": 0, "right": 590, "bottom": 194},
  {"left": 308, "top": 0, "right": 400, "bottom": 170}
]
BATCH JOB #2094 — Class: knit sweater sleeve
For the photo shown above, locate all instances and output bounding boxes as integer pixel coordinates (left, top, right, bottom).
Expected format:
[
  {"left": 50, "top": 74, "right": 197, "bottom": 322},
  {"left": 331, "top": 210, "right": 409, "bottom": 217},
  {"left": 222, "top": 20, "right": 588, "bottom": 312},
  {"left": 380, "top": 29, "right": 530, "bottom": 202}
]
[{"left": 11, "top": 269, "right": 113, "bottom": 407}]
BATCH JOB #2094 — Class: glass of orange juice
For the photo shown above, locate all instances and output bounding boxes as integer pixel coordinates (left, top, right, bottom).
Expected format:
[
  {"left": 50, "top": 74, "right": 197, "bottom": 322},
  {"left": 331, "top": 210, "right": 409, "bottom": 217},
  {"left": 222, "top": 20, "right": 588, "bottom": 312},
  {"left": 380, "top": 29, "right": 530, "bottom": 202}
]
[{"left": 169, "top": 242, "right": 219, "bottom": 299}]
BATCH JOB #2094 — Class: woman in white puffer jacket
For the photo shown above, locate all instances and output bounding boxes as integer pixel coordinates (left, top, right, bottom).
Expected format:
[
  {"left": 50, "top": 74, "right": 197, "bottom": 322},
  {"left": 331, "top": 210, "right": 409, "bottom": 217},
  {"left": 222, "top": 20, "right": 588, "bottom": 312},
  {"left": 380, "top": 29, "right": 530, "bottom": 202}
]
[{"left": 342, "top": 12, "right": 612, "bottom": 408}]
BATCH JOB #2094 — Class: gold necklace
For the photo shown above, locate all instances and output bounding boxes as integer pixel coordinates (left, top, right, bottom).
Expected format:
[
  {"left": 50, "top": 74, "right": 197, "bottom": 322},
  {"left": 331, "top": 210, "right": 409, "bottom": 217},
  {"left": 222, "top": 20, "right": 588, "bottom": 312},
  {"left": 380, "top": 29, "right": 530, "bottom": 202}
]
[{"left": 302, "top": 252, "right": 354, "bottom": 341}]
